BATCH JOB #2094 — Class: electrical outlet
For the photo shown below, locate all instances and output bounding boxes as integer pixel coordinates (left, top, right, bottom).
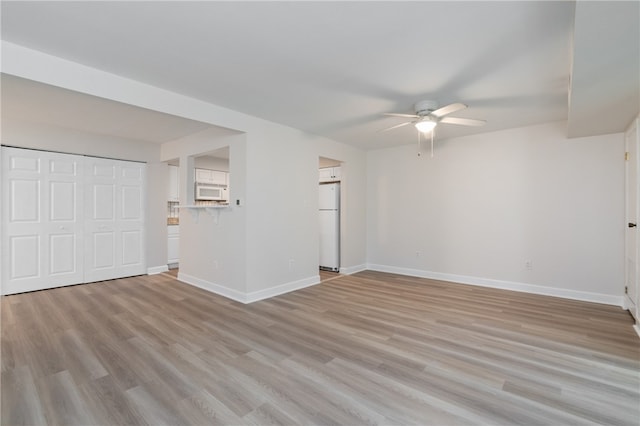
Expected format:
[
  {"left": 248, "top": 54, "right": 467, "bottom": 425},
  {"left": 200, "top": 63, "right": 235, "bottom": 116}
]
[
  {"left": 214, "top": 260, "right": 219, "bottom": 270},
  {"left": 416, "top": 251, "right": 421, "bottom": 258},
  {"left": 289, "top": 259, "right": 295, "bottom": 270},
  {"left": 524, "top": 260, "right": 533, "bottom": 270}
]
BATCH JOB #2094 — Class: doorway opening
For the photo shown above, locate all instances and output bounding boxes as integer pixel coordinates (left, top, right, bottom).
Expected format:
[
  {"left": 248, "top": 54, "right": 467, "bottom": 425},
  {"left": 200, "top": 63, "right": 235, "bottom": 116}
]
[
  {"left": 319, "top": 156, "right": 342, "bottom": 279},
  {"left": 166, "top": 158, "right": 180, "bottom": 270}
]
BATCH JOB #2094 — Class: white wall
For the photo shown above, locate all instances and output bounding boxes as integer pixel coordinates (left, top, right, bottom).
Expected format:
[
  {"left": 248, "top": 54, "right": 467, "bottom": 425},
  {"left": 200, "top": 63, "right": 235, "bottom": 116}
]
[
  {"left": 2, "top": 42, "right": 626, "bottom": 307},
  {"left": 1, "top": 118, "right": 160, "bottom": 162},
  {"left": 162, "top": 129, "right": 248, "bottom": 298},
  {"left": 162, "top": 122, "right": 368, "bottom": 302},
  {"left": 2, "top": 42, "right": 369, "bottom": 302},
  {"left": 367, "top": 121, "right": 625, "bottom": 305},
  {"left": 161, "top": 122, "right": 369, "bottom": 302},
  {"left": 157, "top": 101, "right": 367, "bottom": 302},
  {"left": 244, "top": 127, "right": 319, "bottom": 296},
  {"left": 241, "top": 126, "right": 369, "bottom": 297}
]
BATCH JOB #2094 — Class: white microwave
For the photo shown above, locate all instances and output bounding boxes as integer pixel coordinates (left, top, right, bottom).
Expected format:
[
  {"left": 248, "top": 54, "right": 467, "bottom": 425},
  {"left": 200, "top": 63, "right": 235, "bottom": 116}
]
[{"left": 195, "top": 184, "right": 228, "bottom": 201}]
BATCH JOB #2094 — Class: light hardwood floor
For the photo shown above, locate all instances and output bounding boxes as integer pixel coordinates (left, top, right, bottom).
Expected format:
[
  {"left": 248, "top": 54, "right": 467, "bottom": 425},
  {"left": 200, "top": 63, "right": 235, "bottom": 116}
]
[
  {"left": 2, "top": 271, "right": 639, "bottom": 425},
  {"left": 319, "top": 269, "right": 341, "bottom": 282}
]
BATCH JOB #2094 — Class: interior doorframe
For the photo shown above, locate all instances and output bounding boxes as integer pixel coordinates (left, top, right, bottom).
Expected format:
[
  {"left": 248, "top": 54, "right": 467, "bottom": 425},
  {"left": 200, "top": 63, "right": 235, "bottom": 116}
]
[{"left": 624, "top": 117, "right": 640, "bottom": 322}]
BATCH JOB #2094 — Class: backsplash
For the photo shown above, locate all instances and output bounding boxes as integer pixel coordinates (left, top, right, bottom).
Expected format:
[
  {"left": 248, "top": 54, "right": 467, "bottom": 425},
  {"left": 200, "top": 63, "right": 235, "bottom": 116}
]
[{"left": 167, "top": 201, "right": 179, "bottom": 225}]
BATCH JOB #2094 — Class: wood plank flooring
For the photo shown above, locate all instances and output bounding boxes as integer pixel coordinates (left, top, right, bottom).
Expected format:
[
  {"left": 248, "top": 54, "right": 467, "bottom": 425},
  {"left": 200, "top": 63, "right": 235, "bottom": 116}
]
[
  {"left": 2, "top": 271, "right": 639, "bottom": 425},
  {"left": 319, "top": 269, "right": 341, "bottom": 283}
]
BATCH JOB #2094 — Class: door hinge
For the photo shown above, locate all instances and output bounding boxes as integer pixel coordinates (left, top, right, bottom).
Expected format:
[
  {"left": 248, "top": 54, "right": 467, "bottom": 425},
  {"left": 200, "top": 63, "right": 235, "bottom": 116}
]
[{"left": 625, "top": 152, "right": 630, "bottom": 161}]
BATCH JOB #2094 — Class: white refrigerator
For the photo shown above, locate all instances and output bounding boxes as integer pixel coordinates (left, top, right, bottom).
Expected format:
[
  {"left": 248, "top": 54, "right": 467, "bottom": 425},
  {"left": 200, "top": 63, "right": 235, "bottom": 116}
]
[{"left": 319, "top": 183, "right": 340, "bottom": 271}]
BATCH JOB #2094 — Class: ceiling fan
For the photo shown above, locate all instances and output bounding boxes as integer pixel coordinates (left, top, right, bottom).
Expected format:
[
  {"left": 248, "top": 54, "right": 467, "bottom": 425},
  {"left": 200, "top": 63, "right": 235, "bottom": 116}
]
[{"left": 382, "top": 100, "right": 486, "bottom": 156}]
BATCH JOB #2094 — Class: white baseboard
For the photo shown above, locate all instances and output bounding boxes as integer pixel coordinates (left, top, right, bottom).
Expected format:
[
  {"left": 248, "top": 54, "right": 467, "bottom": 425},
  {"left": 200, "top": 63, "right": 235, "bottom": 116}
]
[
  {"left": 177, "top": 272, "right": 247, "bottom": 303},
  {"left": 366, "top": 263, "right": 624, "bottom": 307},
  {"left": 177, "top": 272, "right": 321, "bottom": 304},
  {"left": 245, "top": 275, "right": 320, "bottom": 303},
  {"left": 339, "top": 264, "right": 367, "bottom": 275},
  {"left": 147, "top": 265, "right": 169, "bottom": 275},
  {"left": 634, "top": 324, "right": 640, "bottom": 339}
]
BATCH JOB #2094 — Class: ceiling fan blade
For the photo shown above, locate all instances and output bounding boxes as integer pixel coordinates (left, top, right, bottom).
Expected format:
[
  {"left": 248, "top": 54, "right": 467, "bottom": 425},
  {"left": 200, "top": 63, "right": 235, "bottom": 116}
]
[
  {"left": 380, "top": 121, "right": 413, "bottom": 132},
  {"left": 439, "top": 117, "right": 486, "bottom": 126},
  {"left": 383, "top": 113, "right": 420, "bottom": 118},
  {"left": 430, "top": 103, "right": 467, "bottom": 118}
]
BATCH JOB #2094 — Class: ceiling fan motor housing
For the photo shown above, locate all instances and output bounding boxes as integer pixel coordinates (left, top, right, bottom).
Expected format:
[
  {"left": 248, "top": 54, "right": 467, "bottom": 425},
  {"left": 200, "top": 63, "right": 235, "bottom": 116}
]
[{"left": 414, "top": 100, "right": 439, "bottom": 116}]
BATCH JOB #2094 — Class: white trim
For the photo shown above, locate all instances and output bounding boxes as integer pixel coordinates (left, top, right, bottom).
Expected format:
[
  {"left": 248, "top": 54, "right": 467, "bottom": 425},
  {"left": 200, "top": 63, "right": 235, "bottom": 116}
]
[
  {"left": 634, "top": 323, "right": 640, "bottom": 339},
  {"left": 147, "top": 265, "right": 169, "bottom": 275},
  {"left": 623, "top": 294, "right": 638, "bottom": 320},
  {"left": 366, "top": 264, "right": 624, "bottom": 307},
  {"left": 339, "top": 264, "right": 367, "bottom": 275},
  {"left": 177, "top": 272, "right": 321, "bottom": 304},
  {"left": 177, "top": 272, "right": 247, "bottom": 303},
  {"left": 624, "top": 116, "right": 640, "bottom": 335},
  {"left": 245, "top": 275, "right": 320, "bottom": 303}
]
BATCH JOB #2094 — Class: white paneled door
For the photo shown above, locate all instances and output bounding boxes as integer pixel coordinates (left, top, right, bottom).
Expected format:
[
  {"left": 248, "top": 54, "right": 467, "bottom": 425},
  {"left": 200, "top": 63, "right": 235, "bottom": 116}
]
[
  {"left": 84, "top": 157, "right": 146, "bottom": 283},
  {"left": 1, "top": 147, "right": 146, "bottom": 295},
  {"left": 1, "top": 147, "right": 84, "bottom": 294}
]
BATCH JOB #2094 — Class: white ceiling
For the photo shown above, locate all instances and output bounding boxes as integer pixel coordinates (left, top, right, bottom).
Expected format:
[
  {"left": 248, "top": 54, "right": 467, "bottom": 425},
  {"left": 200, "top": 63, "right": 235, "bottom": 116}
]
[
  {"left": 1, "top": 74, "right": 214, "bottom": 144},
  {"left": 1, "top": 1, "right": 638, "bottom": 150}
]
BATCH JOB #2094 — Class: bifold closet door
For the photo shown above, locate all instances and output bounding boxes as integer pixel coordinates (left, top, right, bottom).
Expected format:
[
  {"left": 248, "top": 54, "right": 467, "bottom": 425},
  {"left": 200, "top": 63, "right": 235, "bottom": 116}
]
[
  {"left": 1, "top": 147, "right": 84, "bottom": 294},
  {"left": 84, "top": 157, "right": 146, "bottom": 283},
  {"left": 1, "top": 147, "right": 146, "bottom": 294}
]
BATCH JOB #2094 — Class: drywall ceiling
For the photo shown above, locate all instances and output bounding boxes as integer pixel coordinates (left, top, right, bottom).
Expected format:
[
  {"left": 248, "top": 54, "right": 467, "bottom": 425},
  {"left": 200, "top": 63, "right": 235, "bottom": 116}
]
[
  {"left": 568, "top": 1, "right": 639, "bottom": 137},
  {"left": 1, "top": 74, "right": 215, "bottom": 144},
  {"left": 1, "top": 1, "right": 638, "bottom": 150}
]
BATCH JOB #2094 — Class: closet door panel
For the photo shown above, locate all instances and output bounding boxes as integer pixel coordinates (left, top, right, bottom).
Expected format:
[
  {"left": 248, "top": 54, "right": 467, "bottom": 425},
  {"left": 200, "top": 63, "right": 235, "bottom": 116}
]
[
  {"left": 49, "top": 233, "right": 77, "bottom": 275},
  {"left": 92, "top": 232, "right": 115, "bottom": 269},
  {"left": 50, "top": 181, "right": 76, "bottom": 221},
  {"left": 11, "top": 179, "right": 40, "bottom": 222},
  {"left": 84, "top": 157, "right": 145, "bottom": 282},
  {"left": 1, "top": 147, "right": 84, "bottom": 294},
  {"left": 122, "top": 230, "right": 142, "bottom": 265},
  {"left": 10, "top": 235, "right": 40, "bottom": 280},
  {"left": 118, "top": 161, "right": 145, "bottom": 277}
]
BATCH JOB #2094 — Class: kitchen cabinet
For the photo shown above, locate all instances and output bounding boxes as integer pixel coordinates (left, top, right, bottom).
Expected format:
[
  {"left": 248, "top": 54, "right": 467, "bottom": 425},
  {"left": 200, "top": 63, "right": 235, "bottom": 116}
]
[
  {"left": 195, "top": 168, "right": 227, "bottom": 186},
  {"left": 168, "top": 165, "right": 179, "bottom": 201},
  {"left": 319, "top": 166, "right": 341, "bottom": 182},
  {"left": 168, "top": 225, "right": 180, "bottom": 265}
]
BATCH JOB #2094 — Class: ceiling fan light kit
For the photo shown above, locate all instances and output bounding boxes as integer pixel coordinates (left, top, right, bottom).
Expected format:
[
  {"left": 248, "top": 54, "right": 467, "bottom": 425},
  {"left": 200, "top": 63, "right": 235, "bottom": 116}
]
[
  {"left": 382, "top": 99, "right": 486, "bottom": 156},
  {"left": 414, "top": 118, "right": 437, "bottom": 133}
]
